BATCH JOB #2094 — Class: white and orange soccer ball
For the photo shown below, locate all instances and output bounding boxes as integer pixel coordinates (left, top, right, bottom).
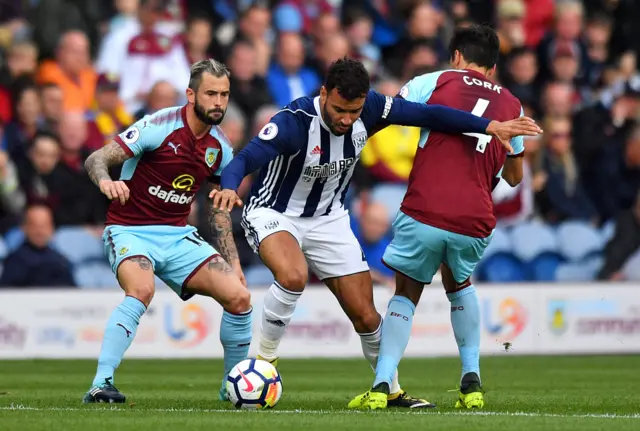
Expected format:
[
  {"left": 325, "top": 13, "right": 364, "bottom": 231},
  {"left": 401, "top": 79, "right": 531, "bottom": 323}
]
[{"left": 226, "top": 358, "right": 283, "bottom": 409}]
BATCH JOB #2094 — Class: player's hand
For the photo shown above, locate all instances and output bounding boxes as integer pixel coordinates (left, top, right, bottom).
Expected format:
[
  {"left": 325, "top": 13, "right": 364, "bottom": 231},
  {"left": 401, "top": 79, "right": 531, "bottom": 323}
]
[
  {"left": 486, "top": 117, "right": 542, "bottom": 153},
  {"left": 210, "top": 188, "right": 243, "bottom": 212},
  {"left": 99, "top": 179, "right": 130, "bottom": 205}
]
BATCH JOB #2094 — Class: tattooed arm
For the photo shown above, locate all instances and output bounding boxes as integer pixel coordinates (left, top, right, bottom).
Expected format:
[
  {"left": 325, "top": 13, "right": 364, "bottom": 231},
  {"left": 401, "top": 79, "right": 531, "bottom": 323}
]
[
  {"left": 208, "top": 184, "right": 246, "bottom": 284},
  {"left": 85, "top": 141, "right": 132, "bottom": 205},
  {"left": 85, "top": 141, "right": 130, "bottom": 185}
]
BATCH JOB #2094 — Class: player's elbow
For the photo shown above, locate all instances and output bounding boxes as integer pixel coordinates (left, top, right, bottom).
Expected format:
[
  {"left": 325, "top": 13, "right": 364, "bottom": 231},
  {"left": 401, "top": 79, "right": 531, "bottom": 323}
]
[{"left": 502, "top": 171, "right": 523, "bottom": 187}]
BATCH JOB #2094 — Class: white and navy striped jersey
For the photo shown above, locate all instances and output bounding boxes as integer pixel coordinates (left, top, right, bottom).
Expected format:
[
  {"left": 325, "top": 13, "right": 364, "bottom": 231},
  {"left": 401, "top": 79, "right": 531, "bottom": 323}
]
[{"left": 221, "top": 90, "right": 491, "bottom": 218}]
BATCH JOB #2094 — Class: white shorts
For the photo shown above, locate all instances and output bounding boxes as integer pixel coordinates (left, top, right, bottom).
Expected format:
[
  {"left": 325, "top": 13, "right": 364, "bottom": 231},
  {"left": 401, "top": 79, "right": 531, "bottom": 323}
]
[{"left": 241, "top": 207, "right": 370, "bottom": 280}]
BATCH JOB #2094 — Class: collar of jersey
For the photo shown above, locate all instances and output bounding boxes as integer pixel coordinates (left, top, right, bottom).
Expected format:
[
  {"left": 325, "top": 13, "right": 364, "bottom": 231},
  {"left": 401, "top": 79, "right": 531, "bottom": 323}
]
[{"left": 313, "top": 96, "right": 333, "bottom": 134}]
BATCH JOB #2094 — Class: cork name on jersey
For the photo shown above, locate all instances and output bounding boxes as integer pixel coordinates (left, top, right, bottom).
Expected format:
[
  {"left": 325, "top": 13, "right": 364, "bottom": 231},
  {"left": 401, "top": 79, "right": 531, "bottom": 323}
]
[
  {"left": 463, "top": 75, "right": 502, "bottom": 94},
  {"left": 303, "top": 158, "right": 355, "bottom": 182},
  {"left": 147, "top": 173, "right": 195, "bottom": 205}
]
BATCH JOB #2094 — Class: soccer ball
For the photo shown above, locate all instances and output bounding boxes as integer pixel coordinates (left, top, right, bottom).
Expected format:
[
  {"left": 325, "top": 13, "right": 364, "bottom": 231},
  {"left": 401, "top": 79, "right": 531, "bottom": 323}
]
[{"left": 226, "top": 358, "right": 283, "bottom": 409}]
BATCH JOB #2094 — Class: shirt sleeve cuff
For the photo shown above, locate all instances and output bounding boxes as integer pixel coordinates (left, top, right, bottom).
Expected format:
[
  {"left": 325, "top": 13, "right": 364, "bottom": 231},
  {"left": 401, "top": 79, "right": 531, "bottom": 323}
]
[{"left": 114, "top": 136, "right": 135, "bottom": 157}]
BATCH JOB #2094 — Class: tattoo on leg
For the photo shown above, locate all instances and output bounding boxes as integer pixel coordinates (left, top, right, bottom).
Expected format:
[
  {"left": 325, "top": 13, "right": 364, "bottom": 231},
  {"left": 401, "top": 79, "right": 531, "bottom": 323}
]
[
  {"left": 130, "top": 257, "right": 152, "bottom": 271},
  {"left": 208, "top": 255, "right": 233, "bottom": 274}
]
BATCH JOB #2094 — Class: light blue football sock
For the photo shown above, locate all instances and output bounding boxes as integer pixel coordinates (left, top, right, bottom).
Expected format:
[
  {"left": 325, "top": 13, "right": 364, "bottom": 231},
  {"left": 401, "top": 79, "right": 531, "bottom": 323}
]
[
  {"left": 92, "top": 296, "right": 146, "bottom": 387},
  {"left": 447, "top": 285, "right": 481, "bottom": 383},
  {"left": 373, "top": 295, "right": 416, "bottom": 388},
  {"left": 219, "top": 308, "right": 253, "bottom": 399}
]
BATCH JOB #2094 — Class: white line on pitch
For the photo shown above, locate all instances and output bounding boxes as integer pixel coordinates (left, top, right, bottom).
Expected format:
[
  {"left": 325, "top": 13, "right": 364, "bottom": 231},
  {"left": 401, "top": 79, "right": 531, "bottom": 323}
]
[{"left": 1, "top": 405, "right": 639, "bottom": 420}]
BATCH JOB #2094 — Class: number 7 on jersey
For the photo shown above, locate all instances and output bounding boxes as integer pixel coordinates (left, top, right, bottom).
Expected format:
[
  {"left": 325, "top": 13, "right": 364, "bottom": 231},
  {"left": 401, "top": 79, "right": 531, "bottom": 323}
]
[{"left": 464, "top": 98, "right": 491, "bottom": 154}]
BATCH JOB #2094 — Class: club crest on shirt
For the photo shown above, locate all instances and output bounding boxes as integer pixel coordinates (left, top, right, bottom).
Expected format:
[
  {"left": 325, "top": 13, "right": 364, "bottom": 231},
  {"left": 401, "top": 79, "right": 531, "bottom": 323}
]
[
  {"left": 352, "top": 131, "right": 367, "bottom": 149},
  {"left": 205, "top": 148, "right": 220, "bottom": 168}
]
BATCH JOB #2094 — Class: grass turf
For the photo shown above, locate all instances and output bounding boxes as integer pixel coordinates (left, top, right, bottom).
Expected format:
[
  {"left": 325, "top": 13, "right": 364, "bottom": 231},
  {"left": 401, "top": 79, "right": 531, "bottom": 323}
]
[{"left": 1, "top": 355, "right": 638, "bottom": 431}]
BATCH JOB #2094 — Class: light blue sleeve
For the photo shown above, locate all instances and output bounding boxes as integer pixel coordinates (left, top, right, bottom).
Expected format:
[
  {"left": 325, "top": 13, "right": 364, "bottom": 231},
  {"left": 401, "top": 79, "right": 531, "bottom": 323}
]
[
  {"left": 399, "top": 70, "right": 449, "bottom": 103},
  {"left": 509, "top": 106, "right": 525, "bottom": 156},
  {"left": 116, "top": 117, "right": 167, "bottom": 156},
  {"left": 211, "top": 127, "right": 235, "bottom": 178}
]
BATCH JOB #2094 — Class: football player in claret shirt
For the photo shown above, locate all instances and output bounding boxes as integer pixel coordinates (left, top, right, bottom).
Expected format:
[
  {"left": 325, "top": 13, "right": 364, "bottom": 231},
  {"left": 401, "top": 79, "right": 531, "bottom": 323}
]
[
  {"left": 349, "top": 25, "right": 536, "bottom": 410},
  {"left": 82, "top": 59, "right": 250, "bottom": 404}
]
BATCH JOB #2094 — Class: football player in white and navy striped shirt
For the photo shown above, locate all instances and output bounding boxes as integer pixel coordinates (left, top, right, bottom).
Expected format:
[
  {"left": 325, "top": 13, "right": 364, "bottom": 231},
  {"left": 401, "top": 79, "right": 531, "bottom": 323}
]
[{"left": 213, "top": 58, "right": 539, "bottom": 407}]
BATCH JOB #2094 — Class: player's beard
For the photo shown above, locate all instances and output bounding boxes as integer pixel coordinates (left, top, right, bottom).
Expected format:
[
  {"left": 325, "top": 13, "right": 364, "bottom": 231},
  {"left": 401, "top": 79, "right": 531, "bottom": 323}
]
[
  {"left": 194, "top": 98, "right": 226, "bottom": 125},
  {"left": 322, "top": 104, "right": 349, "bottom": 136}
]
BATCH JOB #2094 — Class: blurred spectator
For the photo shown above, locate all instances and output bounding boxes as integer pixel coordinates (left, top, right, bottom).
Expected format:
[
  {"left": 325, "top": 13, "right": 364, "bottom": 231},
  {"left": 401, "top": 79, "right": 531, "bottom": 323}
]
[
  {"left": 537, "top": 116, "right": 597, "bottom": 223},
  {"left": 493, "top": 145, "right": 535, "bottom": 228},
  {"left": 311, "top": 32, "right": 350, "bottom": 79},
  {"left": 344, "top": 8, "right": 381, "bottom": 77},
  {"left": 352, "top": 201, "right": 394, "bottom": 287},
  {"left": 0, "top": 205, "right": 76, "bottom": 288},
  {"left": 537, "top": 1, "right": 589, "bottom": 85},
  {"left": 2, "top": 82, "right": 42, "bottom": 170},
  {"left": 266, "top": 32, "right": 321, "bottom": 108},
  {"left": 116, "top": 0, "right": 190, "bottom": 113},
  {"left": 0, "top": 149, "right": 26, "bottom": 234},
  {"left": 401, "top": 39, "right": 441, "bottom": 81},
  {"left": 218, "top": 103, "right": 246, "bottom": 150},
  {"left": 496, "top": 0, "right": 527, "bottom": 61},
  {"left": 227, "top": 39, "right": 273, "bottom": 124},
  {"left": 225, "top": 4, "right": 273, "bottom": 77},
  {"left": 574, "top": 78, "right": 640, "bottom": 221},
  {"left": 598, "top": 192, "right": 640, "bottom": 281},
  {"left": 54, "top": 112, "right": 108, "bottom": 226},
  {"left": 38, "top": 83, "right": 64, "bottom": 133},
  {"left": 360, "top": 79, "right": 419, "bottom": 184},
  {"left": 382, "top": 2, "right": 444, "bottom": 79},
  {"left": 31, "top": 0, "right": 108, "bottom": 60},
  {"left": 0, "top": 40, "right": 38, "bottom": 88},
  {"left": 541, "top": 81, "right": 574, "bottom": 117},
  {"left": 88, "top": 74, "right": 134, "bottom": 149},
  {"left": 17, "top": 132, "right": 63, "bottom": 210},
  {"left": 584, "top": 13, "right": 612, "bottom": 89},
  {"left": 276, "top": 1, "right": 334, "bottom": 35},
  {"left": 522, "top": 0, "right": 555, "bottom": 48},
  {"left": 273, "top": 3, "right": 304, "bottom": 34},
  {"left": 180, "top": 16, "right": 213, "bottom": 65},
  {"left": 134, "top": 80, "right": 179, "bottom": 120},
  {"left": 96, "top": 0, "right": 182, "bottom": 78},
  {"left": 503, "top": 47, "right": 538, "bottom": 107},
  {"left": 36, "top": 31, "right": 97, "bottom": 112}
]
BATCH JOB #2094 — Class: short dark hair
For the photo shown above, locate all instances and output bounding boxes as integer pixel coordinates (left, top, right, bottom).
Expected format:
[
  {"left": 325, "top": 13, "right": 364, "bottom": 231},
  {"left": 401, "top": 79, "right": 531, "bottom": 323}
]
[
  {"left": 448, "top": 24, "right": 500, "bottom": 69},
  {"left": 325, "top": 58, "right": 370, "bottom": 100}
]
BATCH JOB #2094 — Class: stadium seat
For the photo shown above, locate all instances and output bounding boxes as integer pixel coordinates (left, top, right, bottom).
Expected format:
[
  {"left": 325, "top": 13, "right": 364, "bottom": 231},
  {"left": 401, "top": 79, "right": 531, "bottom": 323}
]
[
  {"left": 245, "top": 264, "right": 274, "bottom": 286},
  {"left": 369, "top": 184, "right": 407, "bottom": 222},
  {"left": 0, "top": 237, "right": 7, "bottom": 261},
  {"left": 52, "top": 227, "right": 105, "bottom": 265},
  {"left": 555, "top": 256, "right": 604, "bottom": 282},
  {"left": 481, "top": 228, "right": 512, "bottom": 260},
  {"left": 510, "top": 221, "right": 559, "bottom": 262},
  {"left": 556, "top": 221, "right": 602, "bottom": 262},
  {"left": 526, "top": 253, "right": 562, "bottom": 281},
  {"left": 477, "top": 253, "right": 526, "bottom": 282},
  {"left": 3, "top": 227, "right": 24, "bottom": 252},
  {"left": 622, "top": 250, "right": 640, "bottom": 281},
  {"left": 74, "top": 263, "right": 119, "bottom": 288},
  {"left": 599, "top": 219, "right": 616, "bottom": 246}
]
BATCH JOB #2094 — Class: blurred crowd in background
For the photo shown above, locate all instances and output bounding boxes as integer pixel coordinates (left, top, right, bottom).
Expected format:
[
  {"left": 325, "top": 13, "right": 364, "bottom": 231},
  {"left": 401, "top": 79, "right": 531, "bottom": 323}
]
[{"left": 1, "top": 0, "right": 640, "bottom": 288}]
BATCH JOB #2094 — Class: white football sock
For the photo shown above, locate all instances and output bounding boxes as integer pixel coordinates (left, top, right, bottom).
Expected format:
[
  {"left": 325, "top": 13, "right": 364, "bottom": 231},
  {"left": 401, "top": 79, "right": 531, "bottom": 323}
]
[
  {"left": 259, "top": 281, "right": 301, "bottom": 360},
  {"left": 359, "top": 320, "right": 401, "bottom": 394}
]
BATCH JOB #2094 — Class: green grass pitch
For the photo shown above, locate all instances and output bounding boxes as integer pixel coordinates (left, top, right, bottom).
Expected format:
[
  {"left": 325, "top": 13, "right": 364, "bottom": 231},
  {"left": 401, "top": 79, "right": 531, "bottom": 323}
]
[{"left": 1, "top": 355, "right": 638, "bottom": 431}]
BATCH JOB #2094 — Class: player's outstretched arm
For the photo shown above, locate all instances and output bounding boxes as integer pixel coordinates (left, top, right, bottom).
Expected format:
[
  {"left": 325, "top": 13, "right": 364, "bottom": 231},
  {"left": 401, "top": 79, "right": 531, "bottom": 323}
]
[
  {"left": 367, "top": 91, "right": 541, "bottom": 142},
  {"left": 85, "top": 141, "right": 132, "bottom": 205},
  {"left": 207, "top": 185, "right": 246, "bottom": 286}
]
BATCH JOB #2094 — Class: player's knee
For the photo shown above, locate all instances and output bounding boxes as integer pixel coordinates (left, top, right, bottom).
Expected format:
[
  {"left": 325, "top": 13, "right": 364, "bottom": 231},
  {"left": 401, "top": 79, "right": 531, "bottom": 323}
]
[
  {"left": 224, "top": 289, "right": 252, "bottom": 315},
  {"left": 124, "top": 283, "right": 155, "bottom": 307},
  {"left": 275, "top": 268, "right": 308, "bottom": 292},
  {"left": 351, "top": 308, "right": 381, "bottom": 334}
]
